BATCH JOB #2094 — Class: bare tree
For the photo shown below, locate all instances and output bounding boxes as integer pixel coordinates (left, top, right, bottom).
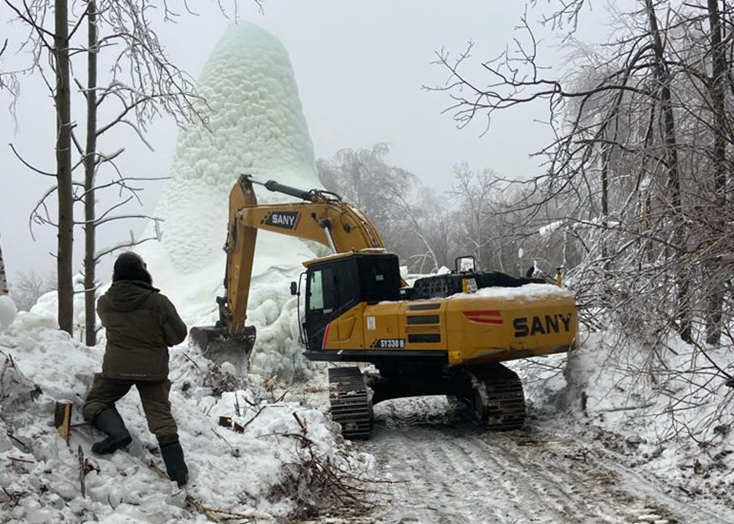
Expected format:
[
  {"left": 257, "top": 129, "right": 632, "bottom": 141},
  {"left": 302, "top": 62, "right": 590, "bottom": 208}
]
[
  {"left": 317, "top": 143, "right": 422, "bottom": 259},
  {"left": 73, "top": 0, "right": 201, "bottom": 345},
  {"left": 428, "top": 0, "right": 734, "bottom": 352},
  {"left": 9, "top": 270, "right": 56, "bottom": 311},
  {"left": 83, "top": 0, "right": 98, "bottom": 345},
  {"left": 0, "top": 235, "right": 8, "bottom": 296},
  {"left": 389, "top": 186, "right": 461, "bottom": 273},
  {"left": 55, "top": 0, "right": 74, "bottom": 335},
  {"left": 4, "top": 1, "right": 204, "bottom": 344},
  {"left": 704, "top": 0, "right": 727, "bottom": 345},
  {"left": 451, "top": 163, "right": 500, "bottom": 270},
  {"left": 2, "top": 0, "right": 77, "bottom": 334}
]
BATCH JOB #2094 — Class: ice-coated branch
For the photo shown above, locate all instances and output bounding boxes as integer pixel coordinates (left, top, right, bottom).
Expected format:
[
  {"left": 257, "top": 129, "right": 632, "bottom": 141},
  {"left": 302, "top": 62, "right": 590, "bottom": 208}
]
[
  {"left": 28, "top": 185, "right": 58, "bottom": 239},
  {"left": 84, "top": 196, "right": 135, "bottom": 225},
  {"left": 8, "top": 143, "right": 55, "bottom": 177},
  {"left": 4, "top": 0, "right": 54, "bottom": 50},
  {"left": 93, "top": 229, "right": 160, "bottom": 262}
]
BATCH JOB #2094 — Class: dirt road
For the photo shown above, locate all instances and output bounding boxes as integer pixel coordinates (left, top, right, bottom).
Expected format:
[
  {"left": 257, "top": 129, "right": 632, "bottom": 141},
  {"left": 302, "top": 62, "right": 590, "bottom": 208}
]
[{"left": 358, "top": 397, "right": 731, "bottom": 524}]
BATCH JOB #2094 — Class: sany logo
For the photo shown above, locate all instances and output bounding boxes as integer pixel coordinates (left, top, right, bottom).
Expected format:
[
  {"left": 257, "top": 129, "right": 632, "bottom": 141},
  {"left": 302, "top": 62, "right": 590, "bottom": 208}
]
[
  {"left": 513, "top": 313, "right": 573, "bottom": 337},
  {"left": 265, "top": 211, "right": 301, "bottom": 229}
]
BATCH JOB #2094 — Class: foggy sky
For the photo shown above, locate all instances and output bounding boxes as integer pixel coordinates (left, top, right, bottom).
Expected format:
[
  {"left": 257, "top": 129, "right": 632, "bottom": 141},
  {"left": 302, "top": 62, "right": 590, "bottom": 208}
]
[{"left": 0, "top": 1, "right": 608, "bottom": 281}]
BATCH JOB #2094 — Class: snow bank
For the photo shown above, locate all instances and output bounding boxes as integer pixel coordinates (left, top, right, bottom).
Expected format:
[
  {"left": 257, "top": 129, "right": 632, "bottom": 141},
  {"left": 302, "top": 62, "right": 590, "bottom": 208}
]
[
  {"left": 512, "top": 325, "right": 734, "bottom": 503},
  {"left": 0, "top": 314, "right": 371, "bottom": 523}
]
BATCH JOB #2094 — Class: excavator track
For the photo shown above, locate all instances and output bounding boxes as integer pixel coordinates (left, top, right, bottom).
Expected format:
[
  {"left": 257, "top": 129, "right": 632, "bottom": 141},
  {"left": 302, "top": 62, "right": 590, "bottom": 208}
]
[
  {"left": 462, "top": 364, "right": 526, "bottom": 430},
  {"left": 328, "top": 367, "right": 373, "bottom": 440}
]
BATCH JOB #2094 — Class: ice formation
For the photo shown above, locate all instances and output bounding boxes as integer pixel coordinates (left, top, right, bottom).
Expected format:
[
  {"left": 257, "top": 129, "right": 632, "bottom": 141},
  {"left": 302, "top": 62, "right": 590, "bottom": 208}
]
[
  {"left": 154, "top": 21, "right": 321, "bottom": 274},
  {"left": 0, "top": 295, "right": 17, "bottom": 331},
  {"left": 138, "top": 22, "right": 325, "bottom": 382}
]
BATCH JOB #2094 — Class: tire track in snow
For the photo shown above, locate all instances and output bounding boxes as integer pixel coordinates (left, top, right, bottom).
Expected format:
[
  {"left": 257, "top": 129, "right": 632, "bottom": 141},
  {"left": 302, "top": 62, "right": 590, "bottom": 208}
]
[{"left": 359, "top": 397, "right": 734, "bottom": 524}]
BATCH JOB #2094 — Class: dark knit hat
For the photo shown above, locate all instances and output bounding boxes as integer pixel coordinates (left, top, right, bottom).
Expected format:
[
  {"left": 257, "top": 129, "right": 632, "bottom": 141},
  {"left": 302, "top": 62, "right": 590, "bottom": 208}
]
[{"left": 112, "top": 252, "right": 152, "bottom": 284}]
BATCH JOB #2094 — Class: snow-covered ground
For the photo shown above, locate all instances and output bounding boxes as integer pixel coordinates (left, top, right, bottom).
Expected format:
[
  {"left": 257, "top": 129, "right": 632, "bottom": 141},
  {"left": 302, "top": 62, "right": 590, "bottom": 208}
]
[
  {"left": 0, "top": 311, "right": 374, "bottom": 523},
  {"left": 2, "top": 19, "right": 733, "bottom": 524},
  {"left": 555, "top": 328, "right": 734, "bottom": 504},
  {"left": 361, "top": 399, "right": 732, "bottom": 524},
  {"left": 344, "top": 330, "right": 734, "bottom": 524}
]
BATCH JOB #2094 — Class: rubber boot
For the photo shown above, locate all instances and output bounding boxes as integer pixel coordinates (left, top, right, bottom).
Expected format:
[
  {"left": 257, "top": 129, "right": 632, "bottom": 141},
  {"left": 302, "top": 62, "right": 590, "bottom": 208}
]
[
  {"left": 91, "top": 407, "right": 132, "bottom": 454},
  {"left": 159, "top": 437, "right": 189, "bottom": 487}
]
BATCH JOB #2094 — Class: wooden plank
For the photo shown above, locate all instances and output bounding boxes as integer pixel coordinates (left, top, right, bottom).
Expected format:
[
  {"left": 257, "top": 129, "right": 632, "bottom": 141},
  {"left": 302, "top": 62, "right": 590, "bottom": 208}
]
[{"left": 54, "top": 401, "right": 72, "bottom": 444}]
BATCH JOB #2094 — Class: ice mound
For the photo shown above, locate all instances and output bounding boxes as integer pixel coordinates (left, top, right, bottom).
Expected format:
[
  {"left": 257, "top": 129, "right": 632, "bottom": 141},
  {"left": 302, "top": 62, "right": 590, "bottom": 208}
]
[
  {"left": 157, "top": 21, "right": 320, "bottom": 274},
  {"left": 138, "top": 22, "right": 324, "bottom": 382}
]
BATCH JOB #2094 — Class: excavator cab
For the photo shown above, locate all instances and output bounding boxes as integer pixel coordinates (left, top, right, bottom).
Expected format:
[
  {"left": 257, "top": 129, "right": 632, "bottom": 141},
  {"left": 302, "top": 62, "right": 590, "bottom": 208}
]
[{"left": 297, "top": 251, "right": 401, "bottom": 352}]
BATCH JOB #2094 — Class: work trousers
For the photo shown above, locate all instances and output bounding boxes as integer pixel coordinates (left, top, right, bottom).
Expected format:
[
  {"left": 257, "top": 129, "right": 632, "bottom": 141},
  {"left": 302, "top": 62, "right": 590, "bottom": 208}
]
[{"left": 83, "top": 374, "right": 178, "bottom": 442}]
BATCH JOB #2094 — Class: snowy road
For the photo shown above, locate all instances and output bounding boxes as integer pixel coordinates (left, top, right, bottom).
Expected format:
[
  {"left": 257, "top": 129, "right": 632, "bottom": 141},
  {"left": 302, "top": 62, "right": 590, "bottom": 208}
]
[{"left": 355, "top": 397, "right": 732, "bottom": 524}]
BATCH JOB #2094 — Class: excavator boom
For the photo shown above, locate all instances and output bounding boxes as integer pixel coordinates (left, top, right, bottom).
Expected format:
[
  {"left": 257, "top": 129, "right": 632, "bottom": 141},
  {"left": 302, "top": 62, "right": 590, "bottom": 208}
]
[{"left": 190, "top": 174, "right": 388, "bottom": 370}]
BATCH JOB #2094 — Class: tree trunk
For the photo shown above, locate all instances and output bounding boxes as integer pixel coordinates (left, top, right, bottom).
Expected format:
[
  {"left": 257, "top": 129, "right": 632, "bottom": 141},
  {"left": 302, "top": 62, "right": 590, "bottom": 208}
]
[
  {"left": 84, "top": 0, "right": 98, "bottom": 346},
  {"left": 645, "top": 0, "right": 691, "bottom": 343},
  {"left": 705, "top": 0, "right": 726, "bottom": 345},
  {"left": 0, "top": 237, "right": 8, "bottom": 296},
  {"left": 55, "top": 0, "right": 74, "bottom": 335},
  {"left": 600, "top": 141, "right": 611, "bottom": 306}
]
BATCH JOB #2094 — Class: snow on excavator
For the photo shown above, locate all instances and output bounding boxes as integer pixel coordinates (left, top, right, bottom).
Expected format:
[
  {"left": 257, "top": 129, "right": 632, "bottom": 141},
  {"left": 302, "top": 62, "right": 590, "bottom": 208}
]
[{"left": 191, "top": 174, "right": 578, "bottom": 439}]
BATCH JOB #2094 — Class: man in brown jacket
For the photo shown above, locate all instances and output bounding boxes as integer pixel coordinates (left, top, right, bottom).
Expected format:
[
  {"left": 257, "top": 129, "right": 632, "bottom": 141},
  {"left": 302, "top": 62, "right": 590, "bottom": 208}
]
[{"left": 83, "top": 252, "right": 189, "bottom": 487}]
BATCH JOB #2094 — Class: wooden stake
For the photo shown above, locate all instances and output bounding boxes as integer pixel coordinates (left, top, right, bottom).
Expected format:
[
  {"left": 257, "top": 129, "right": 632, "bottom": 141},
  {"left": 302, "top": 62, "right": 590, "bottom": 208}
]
[{"left": 54, "top": 401, "right": 72, "bottom": 444}]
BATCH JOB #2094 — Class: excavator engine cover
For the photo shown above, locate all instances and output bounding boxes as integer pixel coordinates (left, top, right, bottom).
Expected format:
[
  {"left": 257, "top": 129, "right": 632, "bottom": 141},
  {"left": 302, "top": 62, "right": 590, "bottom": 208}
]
[{"left": 189, "top": 325, "right": 256, "bottom": 375}]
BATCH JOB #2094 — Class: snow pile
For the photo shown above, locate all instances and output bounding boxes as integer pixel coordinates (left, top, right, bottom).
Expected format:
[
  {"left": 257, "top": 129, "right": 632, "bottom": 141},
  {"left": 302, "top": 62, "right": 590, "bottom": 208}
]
[
  {"left": 0, "top": 314, "right": 372, "bottom": 523},
  {"left": 448, "top": 282, "right": 574, "bottom": 303},
  {"left": 513, "top": 326, "right": 734, "bottom": 504},
  {"left": 0, "top": 295, "right": 17, "bottom": 331}
]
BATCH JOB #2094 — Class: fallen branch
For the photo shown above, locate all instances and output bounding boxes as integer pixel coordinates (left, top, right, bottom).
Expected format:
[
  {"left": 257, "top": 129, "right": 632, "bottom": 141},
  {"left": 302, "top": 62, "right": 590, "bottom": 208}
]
[
  {"left": 78, "top": 446, "right": 86, "bottom": 498},
  {"left": 6, "top": 432, "right": 31, "bottom": 453},
  {"left": 0, "top": 486, "right": 26, "bottom": 508},
  {"left": 597, "top": 402, "right": 656, "bottom": 413},
  {"left": 180, "top": 351, "right": 200, "bottom": 369},
  {"left": 8, "top": 457, "right": 34, "bottom": 464},
  {"left": 186, "top": 496, "right": 273, "bottom": 522}
]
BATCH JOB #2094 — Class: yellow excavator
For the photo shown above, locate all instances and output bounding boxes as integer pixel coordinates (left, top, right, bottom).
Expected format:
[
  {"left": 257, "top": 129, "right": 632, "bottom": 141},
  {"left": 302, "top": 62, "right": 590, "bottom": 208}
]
[{"left": 191, "top": 175, "right": 578, "bottom": 439}]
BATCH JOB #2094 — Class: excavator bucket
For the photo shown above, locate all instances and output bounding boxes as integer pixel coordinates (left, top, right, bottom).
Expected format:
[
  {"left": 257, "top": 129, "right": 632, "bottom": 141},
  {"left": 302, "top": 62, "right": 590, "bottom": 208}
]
[{"left": 189, "top": 325, "right": 256, "bottom": 375}]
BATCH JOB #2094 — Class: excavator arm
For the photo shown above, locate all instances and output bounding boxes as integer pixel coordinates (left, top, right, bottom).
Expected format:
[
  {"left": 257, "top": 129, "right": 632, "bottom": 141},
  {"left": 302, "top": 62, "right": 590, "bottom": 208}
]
[{"left": 190, "top": 174, "right": 389, "bottom": 369}]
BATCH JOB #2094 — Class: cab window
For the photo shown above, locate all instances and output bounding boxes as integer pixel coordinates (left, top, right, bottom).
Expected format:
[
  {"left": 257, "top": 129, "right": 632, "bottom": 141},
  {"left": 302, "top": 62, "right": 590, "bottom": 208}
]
[
  {"left": 308, "top": 267, "right": 334, "bottom": 311},
  {"left": 358, "top": 256, "right": 400, "bottom": 302}
]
